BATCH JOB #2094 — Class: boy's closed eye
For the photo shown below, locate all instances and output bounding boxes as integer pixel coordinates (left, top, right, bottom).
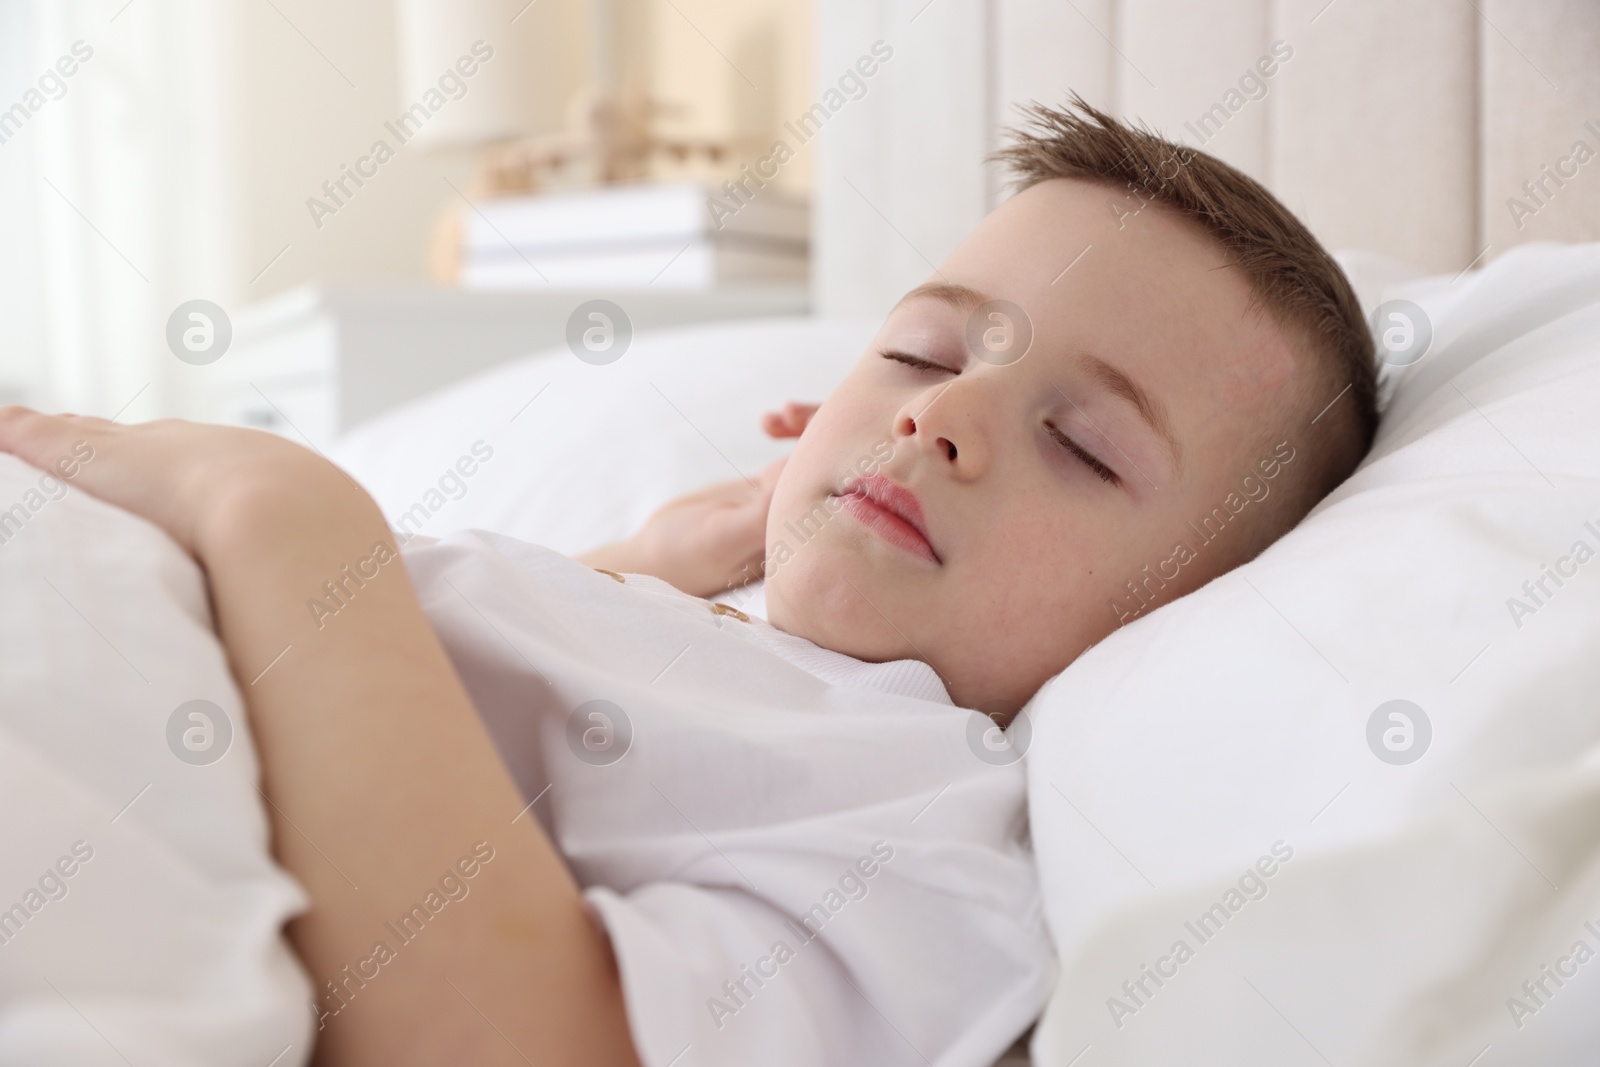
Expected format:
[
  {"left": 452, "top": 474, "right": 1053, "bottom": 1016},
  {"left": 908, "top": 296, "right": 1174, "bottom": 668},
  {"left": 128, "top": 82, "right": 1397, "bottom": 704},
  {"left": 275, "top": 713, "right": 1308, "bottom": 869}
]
[
  {"left": 879, "top": 348, "right": 1119, "bottom": 484},
  {"left": 881, "top": 348, "right": 958, "bottom": 375}
]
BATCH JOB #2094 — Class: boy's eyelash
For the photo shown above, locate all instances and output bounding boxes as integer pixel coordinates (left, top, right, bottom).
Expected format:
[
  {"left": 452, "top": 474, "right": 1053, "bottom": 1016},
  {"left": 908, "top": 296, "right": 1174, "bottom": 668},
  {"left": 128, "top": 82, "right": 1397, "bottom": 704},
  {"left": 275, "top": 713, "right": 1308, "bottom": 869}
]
[
  {"left": 1046, "top": 424, "right": 1119, "bottom": 485},
  {"left": 880, "top": 349, "right": 954, "bottom": 373}
]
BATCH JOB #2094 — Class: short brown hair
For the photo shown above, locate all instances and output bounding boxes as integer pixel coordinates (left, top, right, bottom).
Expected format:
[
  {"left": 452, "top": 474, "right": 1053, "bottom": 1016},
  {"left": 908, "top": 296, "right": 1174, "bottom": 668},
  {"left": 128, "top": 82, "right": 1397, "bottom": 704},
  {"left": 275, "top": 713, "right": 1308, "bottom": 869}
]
[{"left": 992, "top": 95, "right": 1377, "bottom": 549}]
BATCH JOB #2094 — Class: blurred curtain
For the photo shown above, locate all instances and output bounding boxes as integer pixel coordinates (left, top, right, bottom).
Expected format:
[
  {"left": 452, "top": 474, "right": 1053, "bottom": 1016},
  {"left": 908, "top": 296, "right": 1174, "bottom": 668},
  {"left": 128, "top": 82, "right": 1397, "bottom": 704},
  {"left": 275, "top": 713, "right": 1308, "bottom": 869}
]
[
  {"left": 0, "top": 0, "right": 601, "bottom": 422},
  {"left": 0, "top": 0, "right": 233, "bottom": 419},
  {"left": 0, "top": 0, "right": 50, "bottom": 408}
]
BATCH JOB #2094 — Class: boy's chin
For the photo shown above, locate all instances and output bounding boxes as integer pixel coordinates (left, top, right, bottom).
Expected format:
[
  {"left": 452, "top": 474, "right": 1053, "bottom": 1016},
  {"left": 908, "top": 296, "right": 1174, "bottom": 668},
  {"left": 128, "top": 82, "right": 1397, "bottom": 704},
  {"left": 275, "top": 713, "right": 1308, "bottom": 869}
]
[{"left": 763, "top": 552, "right": 921, "bottom": 663}]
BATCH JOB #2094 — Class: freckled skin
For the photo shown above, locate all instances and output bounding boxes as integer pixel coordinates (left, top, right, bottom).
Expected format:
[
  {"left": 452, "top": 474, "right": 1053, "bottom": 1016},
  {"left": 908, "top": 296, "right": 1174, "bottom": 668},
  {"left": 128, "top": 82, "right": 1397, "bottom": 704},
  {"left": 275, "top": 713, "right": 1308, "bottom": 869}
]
[{"left": 764, "top": 178, "right": 1303, "bottom": 714}]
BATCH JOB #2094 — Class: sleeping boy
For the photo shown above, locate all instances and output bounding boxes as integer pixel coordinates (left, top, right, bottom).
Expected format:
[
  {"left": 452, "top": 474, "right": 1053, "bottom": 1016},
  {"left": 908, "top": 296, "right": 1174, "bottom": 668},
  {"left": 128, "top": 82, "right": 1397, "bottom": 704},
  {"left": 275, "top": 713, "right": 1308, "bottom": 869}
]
[{"left": 0, "top": 97, "right": 1376, "bottom": 1067}]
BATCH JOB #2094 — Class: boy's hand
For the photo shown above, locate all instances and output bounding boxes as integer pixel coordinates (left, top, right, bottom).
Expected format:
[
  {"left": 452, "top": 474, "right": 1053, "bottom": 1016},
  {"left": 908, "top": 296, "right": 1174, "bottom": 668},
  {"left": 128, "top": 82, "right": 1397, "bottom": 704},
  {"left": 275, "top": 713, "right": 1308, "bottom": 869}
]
[
  {"left": 580, "top": 458, "right": 785, "bottom": 598},
  {"left": 0, "top": 406, "right": 356, "bottom": 561},
  {"left": 578, "top": 402, "right": 818, "bottom": 597},
  {"left": 760, "top": 401, "right": 820, "bottom": 440}
]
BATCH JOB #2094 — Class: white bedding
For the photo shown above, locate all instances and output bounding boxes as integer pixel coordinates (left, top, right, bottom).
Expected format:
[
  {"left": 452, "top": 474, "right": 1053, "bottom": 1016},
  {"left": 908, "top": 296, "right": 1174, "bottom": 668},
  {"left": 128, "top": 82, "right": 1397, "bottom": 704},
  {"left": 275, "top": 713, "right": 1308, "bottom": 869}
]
[{"left": 0, "top": 454, "right": 311, "bottom": 1065}]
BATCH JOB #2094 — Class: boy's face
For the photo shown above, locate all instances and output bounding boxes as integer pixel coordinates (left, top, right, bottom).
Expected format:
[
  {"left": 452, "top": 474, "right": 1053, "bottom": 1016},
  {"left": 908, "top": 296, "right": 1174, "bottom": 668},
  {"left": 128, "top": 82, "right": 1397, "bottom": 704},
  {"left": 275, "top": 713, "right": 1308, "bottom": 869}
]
[{"left": 764, "top": 178, "right": 1305, "bottom": 714}]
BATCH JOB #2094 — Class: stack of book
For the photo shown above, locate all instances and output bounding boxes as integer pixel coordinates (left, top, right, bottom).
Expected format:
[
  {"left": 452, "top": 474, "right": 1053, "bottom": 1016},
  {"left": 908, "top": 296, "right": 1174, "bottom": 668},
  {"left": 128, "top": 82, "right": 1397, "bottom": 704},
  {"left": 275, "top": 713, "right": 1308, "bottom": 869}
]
[{"left": 458, "top": 181, "right": 809, "bottom": 290}]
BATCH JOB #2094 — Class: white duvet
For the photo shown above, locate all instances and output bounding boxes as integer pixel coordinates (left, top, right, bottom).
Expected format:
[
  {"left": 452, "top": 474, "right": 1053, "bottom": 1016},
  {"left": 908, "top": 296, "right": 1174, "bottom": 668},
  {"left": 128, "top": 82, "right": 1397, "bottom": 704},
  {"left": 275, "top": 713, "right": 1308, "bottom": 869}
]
[{"left": 0, "top": 452, "right": 311, "bottom": 1066}]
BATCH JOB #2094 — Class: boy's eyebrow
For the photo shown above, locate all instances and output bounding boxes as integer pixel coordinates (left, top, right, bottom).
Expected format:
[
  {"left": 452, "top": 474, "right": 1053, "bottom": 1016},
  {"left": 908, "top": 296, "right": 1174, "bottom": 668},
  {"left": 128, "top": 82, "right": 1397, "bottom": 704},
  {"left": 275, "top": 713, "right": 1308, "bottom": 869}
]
[
  {"left": 897, "top": 282, "right": 1184, "bottom": 473},
  {"left": 896, "top": 282, "right": 990, "bottom": 314}
]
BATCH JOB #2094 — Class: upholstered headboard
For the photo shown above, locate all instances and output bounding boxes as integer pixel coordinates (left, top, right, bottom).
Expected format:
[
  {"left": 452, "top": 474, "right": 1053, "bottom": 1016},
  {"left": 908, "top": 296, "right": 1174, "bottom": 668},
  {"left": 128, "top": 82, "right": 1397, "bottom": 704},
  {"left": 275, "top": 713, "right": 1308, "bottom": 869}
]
[{"left": 813, "top": 0, "right": 1600, "bottom": 317}]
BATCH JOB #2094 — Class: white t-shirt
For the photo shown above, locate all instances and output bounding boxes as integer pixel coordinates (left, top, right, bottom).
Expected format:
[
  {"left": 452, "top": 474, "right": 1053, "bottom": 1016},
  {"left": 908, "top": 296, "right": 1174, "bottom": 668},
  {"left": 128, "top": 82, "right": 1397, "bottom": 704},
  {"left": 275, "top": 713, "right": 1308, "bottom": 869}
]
[{"left": 400, "top": 531, "right": 1053, "bottom": 1067}]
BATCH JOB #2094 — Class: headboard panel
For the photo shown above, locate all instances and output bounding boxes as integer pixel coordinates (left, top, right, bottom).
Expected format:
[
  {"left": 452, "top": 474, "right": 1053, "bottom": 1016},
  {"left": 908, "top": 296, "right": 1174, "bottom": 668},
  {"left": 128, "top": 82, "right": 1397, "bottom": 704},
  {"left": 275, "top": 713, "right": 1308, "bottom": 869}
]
[{"left": 815, "top": 0, "right": 1600, "bottom": 317}]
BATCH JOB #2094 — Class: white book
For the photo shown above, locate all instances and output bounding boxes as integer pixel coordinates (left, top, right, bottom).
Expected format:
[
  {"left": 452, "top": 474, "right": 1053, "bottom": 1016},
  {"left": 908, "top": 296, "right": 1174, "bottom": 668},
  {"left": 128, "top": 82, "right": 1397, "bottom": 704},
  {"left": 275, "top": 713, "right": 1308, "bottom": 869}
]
[
  {"left": 462, "top": 181, "right": 809, "bottom": 254},
  {"left": 460, "top": 239, "right": 808, "bottom": 290}
]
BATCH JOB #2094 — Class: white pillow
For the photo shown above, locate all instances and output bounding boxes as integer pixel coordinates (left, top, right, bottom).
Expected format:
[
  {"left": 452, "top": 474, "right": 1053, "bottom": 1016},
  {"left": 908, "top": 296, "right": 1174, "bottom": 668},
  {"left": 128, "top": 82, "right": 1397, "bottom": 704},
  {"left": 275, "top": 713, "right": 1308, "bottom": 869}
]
[
  {"left": 1026, "top": 243, "right": 1600, "bottom": 1067},
  {"left": 329, "top": 316, "right": 878, "bottom": 558},
  {"left": 0, "top": 453, "right": 311, "bottom": 1065}
]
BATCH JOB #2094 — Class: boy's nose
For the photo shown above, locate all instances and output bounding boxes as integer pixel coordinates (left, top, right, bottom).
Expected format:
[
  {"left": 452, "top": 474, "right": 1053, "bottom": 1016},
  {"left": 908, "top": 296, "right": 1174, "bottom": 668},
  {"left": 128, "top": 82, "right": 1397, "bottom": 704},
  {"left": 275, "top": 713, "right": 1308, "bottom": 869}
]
[
  {"left": 895, "top": 381, "right": 993, "bottom": 478},
  {"left": 900, "top": 416, "right": 958, "bottom": 462}
]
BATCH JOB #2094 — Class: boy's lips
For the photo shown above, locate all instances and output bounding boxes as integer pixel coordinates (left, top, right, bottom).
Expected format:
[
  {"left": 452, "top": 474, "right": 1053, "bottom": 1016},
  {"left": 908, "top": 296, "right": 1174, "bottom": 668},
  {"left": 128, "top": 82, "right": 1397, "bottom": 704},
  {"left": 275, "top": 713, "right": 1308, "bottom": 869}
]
[{"left": 831, "top": 473, "right": 940, "bottom": 563}]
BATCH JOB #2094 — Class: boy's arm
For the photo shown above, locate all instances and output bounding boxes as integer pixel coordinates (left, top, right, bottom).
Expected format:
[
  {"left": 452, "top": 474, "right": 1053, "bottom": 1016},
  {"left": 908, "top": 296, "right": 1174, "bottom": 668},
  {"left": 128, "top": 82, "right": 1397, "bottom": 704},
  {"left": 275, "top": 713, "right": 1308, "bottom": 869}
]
[
  {"left": 0, "top": 410, "right": 640, "bottom": 1067},
  {"left": 577, "top": 402, "right": 818, "bottom": 596},
  {"left": 209, "top": 464, "right": 640, "bottom": 1067}
]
